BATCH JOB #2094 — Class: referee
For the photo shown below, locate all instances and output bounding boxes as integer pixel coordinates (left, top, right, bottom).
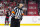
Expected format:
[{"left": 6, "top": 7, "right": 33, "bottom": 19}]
[{"left": 10, "top": 3, "right": 24, "bottom": 27}]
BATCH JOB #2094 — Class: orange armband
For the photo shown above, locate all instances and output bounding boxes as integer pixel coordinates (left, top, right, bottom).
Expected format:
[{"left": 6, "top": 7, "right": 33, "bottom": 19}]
[
  {"left": 11, "top": 11, "right": 15, "bottom": 14},
  {"left": 21, "top": 13, "right": 24, "bottom": 16}
]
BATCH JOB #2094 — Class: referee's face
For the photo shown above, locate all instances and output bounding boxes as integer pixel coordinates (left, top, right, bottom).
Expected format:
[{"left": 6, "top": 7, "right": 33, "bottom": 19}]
[{"left": 19, "top": 4, "right": 23, "bottom": 8}]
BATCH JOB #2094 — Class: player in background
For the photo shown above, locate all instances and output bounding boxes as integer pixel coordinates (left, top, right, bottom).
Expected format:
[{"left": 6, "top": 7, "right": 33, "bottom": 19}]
[
  {"left": 5, "top": 9, "right": 10, "bottom": 25},
  {"left": 10, "top": 3, "right": 24, "bottom": 27}
]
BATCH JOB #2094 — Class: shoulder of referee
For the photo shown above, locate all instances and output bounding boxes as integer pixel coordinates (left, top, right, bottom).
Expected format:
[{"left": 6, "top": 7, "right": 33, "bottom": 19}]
[{"left": 11, "top": 7, "right": 17, "bottom": 14}]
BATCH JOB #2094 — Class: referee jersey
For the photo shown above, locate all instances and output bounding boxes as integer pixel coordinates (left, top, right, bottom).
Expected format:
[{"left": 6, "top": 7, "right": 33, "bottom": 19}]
[{"left": 11, "top": 7, "right": 24, "bottom": 20}]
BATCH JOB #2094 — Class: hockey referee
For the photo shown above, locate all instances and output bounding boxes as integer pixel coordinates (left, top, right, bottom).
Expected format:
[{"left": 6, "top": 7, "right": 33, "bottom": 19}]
[{"left": 10, "top": 3, "right": 24, "bottom": 27}]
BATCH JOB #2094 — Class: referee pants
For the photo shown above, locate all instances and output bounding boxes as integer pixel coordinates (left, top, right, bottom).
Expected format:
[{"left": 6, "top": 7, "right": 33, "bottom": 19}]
[{"left": 10, "top": 17, "right": 20, "bottom": 27}]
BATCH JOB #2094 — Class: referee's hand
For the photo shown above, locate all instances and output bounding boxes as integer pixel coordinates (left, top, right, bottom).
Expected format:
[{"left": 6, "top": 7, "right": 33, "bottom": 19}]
[
  {"left": 19, "top": 20, "right": 22, "bottom": 22},
  {"left": 15, "top": 16, "right": 18, "bottom": 19}
]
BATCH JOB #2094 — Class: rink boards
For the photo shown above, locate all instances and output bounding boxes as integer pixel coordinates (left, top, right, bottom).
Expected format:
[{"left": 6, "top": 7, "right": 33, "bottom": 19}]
[{"left": 0, "top": 16, "right": 40, "bottom": 26}]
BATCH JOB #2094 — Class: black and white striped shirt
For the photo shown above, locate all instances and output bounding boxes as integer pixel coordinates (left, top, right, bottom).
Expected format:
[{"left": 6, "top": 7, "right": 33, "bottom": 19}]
[{"left": 11, "top": 7, "right": 24, "bottom": 19}]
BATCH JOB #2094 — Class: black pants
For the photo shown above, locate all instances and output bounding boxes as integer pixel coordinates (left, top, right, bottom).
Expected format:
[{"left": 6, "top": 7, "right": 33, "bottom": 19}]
[{"left": 10, "top": 17, "right": 20, "bottom": 27}]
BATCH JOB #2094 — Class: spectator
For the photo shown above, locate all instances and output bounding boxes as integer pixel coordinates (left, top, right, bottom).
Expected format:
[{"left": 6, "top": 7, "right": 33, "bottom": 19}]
[
  {"left": 10, "top": 0, "right": 14, "bottom": 2},
  {"left": 22, "top": 6, "right": 27, "bottom": 15},
  {"left": 0, "top": 2, "right": 2, "bottom": 9},
  {"left": 13, "top": 1, "right": 17, "bottom": 7},
  {"left": 4, "top": 1, "right": 7, "bottom": 5}
]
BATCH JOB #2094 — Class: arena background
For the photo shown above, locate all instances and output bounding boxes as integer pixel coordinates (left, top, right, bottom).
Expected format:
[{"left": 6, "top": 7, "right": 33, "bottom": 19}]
[{"left": 0, "top": 0, "right": 40, "bottom": 26}]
